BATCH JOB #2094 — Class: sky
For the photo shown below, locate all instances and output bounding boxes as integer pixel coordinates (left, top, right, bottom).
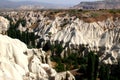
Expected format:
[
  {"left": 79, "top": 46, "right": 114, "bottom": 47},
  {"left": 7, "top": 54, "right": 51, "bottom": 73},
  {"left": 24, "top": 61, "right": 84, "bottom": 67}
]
[{"left": 10, "top": 0, "right": 99, "bottom": 5}]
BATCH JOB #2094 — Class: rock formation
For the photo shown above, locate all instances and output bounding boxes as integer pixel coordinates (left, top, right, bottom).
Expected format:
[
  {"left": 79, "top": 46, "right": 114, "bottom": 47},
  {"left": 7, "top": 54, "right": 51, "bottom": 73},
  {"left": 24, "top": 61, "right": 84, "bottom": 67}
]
[
  {"left": 0, "top": 16, "right": 75, "bottom": 80},
  {"left": 0, "top": 16, "right": 9, "bottom": 34},
  {"left": 35, "top": 16, "right": 120, "bottom": 64},
  {"left": 0, "top": 10, "right": 120, "bottom": 65}
]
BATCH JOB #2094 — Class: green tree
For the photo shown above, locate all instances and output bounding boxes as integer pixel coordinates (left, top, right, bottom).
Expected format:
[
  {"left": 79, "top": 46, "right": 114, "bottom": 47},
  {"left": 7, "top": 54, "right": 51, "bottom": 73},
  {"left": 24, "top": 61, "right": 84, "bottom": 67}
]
[
  {"left": 55, "top": 44, "right": 63, "bottom": 56},
  {"left": 87, "top": 51, "right": 95, "bottom": 80},
  {"left": 16, "top": 30, "right": 22, "bottom": 40},
  {"left": 94, "top": 55, "right": 99, "bottom": 79},
  {"left": 21, "top": 32, "right": 27, "bottom": 44},
  {"left": 29, "top": 32, "right": 36, "bottom": 47},
  {"left": 43, "top": 41, "right": 51, "bottom": 51},
  {"left": 99, "top": 65, "right": 110, "bottom": 80},
  {"left": 87, "top": 52, "right": 99, "bottom": 80}
]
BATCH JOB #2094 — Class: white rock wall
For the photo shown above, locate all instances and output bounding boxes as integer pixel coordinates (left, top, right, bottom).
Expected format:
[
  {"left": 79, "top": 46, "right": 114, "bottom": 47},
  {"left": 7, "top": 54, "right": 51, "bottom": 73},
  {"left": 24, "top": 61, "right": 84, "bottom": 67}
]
[{"left": 0, "top": 34, "right": 75, "bottom": 80}]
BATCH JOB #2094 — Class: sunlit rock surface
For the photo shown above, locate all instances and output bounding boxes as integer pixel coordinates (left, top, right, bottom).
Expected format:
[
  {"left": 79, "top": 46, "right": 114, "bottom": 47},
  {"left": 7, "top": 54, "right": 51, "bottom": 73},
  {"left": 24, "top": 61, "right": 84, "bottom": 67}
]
[
  {"left": 0, "top": 16, "right": 9, "bottom": 34},
  {"left": 0, "top": 34, "right": 75, "bottom": 80},
  {"left": 1, "top": 11, "right": 120, "bottom": 65},
  {"left": 35, "top": 16, "right": 120, "bottom": 64}
]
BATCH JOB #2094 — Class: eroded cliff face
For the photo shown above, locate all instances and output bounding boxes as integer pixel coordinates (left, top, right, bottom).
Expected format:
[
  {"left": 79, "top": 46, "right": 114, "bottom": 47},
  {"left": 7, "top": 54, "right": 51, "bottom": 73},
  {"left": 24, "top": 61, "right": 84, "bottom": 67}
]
[
  {"left": 0, "top": 16, "right": 9, "bottom": 34},
  {"left": 35, "top": 16, "right": 120, "bottom": 64},
  {"left": 0, "top": 16, "right": 75, "bottom": 80},
  {"left": 1, "top": 10, "right": 120, "bottom": 65}
]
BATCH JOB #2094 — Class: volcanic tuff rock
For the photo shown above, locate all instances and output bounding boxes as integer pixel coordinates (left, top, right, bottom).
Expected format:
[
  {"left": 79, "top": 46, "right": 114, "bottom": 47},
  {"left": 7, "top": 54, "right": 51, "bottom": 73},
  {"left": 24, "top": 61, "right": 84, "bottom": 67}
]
[
  {"left": 0, "top": 16, "right": 75, "bottom": 80},
  {"left": 1, "top": 11, "right": 120, "bottom": 64},
  {"left": 0, "top": 16, "right": 9, "bottom": 34},
  {"left": 35, "top": 16, "right": 120, "bottom": 64}
]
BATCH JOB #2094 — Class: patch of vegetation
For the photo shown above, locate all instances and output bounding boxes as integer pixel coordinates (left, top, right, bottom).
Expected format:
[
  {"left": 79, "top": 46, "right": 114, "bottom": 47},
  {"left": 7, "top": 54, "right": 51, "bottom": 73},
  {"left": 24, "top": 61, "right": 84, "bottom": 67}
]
[
  {"left": 109, "top": 9, "right": 120, "bottom": 14},
  {"left": 91, "top": 13, "right": 99, "bottom": 18},
  {"left": 51, "top": 53, "right": 82, "bottom": 72},
  {"left": 17, "top": 19, "right": 26, "bottom": 27},
  {"left": 50, "top": 45, "right": 120, "bottom": 80},
  {"left": 7, "top": 17, "right": 36, "bottom": 48},
  {"left": 77, "top": 51, "right": 120, "bottom": 80}
]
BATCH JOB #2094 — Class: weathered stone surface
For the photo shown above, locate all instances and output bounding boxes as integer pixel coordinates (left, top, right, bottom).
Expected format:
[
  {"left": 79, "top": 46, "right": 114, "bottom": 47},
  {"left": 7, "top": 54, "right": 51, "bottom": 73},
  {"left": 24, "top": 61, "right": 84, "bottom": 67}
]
[
  {"left": 1, "top": 11, "right": 120, "bottom": 65},
  {"left": 0, "top": 34, "right": 75, "bottom": 80},
  {"left": 0, "top": 16, "right": 9, "bottom": 34}
]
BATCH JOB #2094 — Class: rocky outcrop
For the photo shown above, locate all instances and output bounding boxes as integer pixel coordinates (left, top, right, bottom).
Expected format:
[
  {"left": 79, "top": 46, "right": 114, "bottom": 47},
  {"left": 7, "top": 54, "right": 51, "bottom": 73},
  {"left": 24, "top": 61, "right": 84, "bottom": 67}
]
[
  {"left": 1, "top": 11, "right": 120, "bottom": 65},
  {"left": 0, "top": 16, "right": 9, "bottom": 34},
  {"left": 35, "top": 16, "right": 120, "bottom": 64},
  {"left": 55, "top": 71, "right": 75, "bottom": 80},
  {"left": 0, "top": 34, "right": 28, "bottom": 80},
  {"left": 0, "top": 34, "right": 75, "bottom": 80}
]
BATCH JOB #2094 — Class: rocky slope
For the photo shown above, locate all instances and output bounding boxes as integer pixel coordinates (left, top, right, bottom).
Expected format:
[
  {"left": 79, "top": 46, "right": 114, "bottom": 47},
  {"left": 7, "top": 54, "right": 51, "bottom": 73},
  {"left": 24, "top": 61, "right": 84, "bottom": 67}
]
[
  {"left": 0, "top": 10, "right": 120, "bottom": 65},
  {"left": 73, "top": 0, "right": 120, "bottom": 9},
  {"left": 35, "top": 15, "right": 120, "bottom": 64},
  {"left": 0, "top": 16, "right": 75, "bottom": 80},
  {"left": 0, "top": 16, "right": 9, "bottom": 34}
]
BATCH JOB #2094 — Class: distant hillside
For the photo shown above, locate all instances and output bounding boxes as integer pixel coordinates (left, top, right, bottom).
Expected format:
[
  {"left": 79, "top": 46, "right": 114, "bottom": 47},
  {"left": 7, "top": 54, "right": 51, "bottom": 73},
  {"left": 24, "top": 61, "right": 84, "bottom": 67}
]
[
  {"left": 73, "top": 0, "right": 120, "bottom": 9},
  {"left": 0, "top": 0, "right": 67, "bottom": 9},
  {"left": 0, "top": 0, "right": 18, "bottom": 8}
]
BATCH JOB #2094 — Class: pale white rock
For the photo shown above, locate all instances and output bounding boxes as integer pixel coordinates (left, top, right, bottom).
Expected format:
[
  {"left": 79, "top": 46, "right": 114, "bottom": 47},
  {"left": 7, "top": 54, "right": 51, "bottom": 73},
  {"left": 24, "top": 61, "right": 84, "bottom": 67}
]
[
  {"left": 0, "top": 16, "right": 9, "bottom": 34},
  {"left": 28, "top": 55, "right": 48, "bottom": 78},
  {"left": 55, "top": 71, "right": 75, "bottom": 80},
  {"left": 29, "top": 15, "right": 120, "bottom": 64},
  {"left": 2, "top": 11, "right": 120, "bottom": 78},
  {"left": 0, "top": 34, "right": 75, "bottom": 80},
  {"left": 2, "top": 11, "right": 120, "bottom": 65},
  {"left": 0, "top": 60, "right": 23, "bottom": 80},
  {"left": 0, "top": 34, "right": 28, "bottom": 75},
  {"left": 40, "top": 64, "right": 57, "bottom": 77},
  {"left": 17, "top": 23, "right": 27, "bottom": 32},
  {"left": 46, "top": 17, "right": 119, "bottom": 64}
]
